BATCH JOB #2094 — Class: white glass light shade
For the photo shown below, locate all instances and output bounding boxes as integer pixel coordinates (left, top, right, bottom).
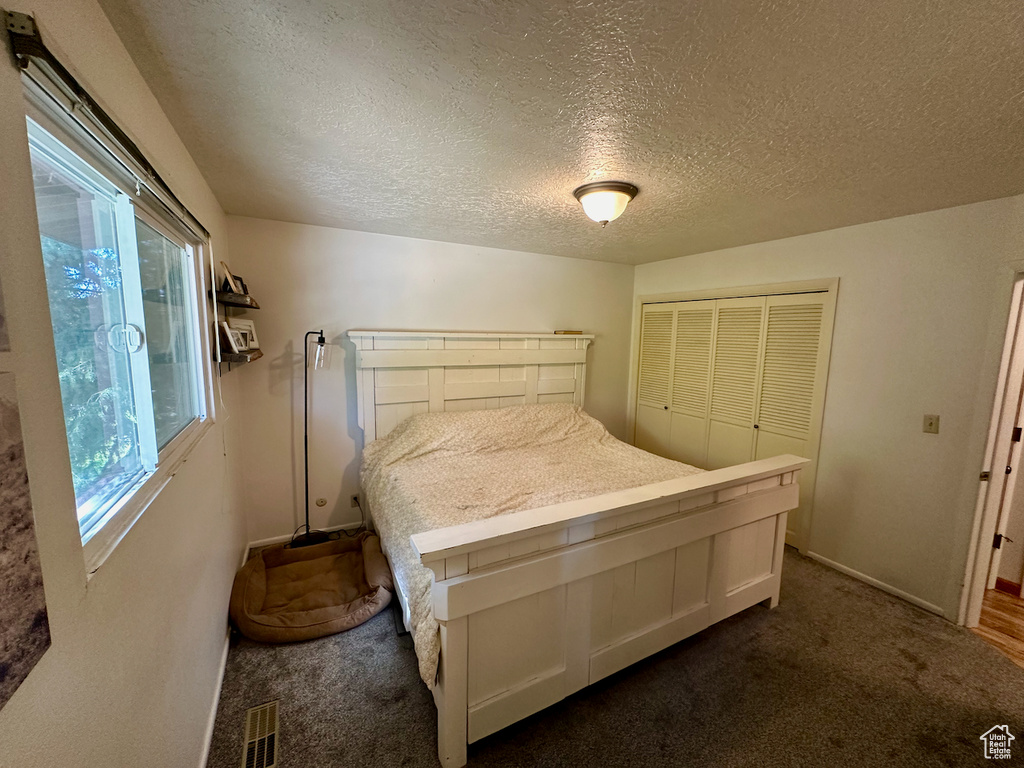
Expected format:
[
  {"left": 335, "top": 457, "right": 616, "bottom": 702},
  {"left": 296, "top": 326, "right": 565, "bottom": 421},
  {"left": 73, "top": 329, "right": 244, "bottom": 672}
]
[
  {"left": 572, "top": 181, "right": 639, "bottom": 225},
  {"left": 579, "top": 189, "right": 631, "bottom": 223}
]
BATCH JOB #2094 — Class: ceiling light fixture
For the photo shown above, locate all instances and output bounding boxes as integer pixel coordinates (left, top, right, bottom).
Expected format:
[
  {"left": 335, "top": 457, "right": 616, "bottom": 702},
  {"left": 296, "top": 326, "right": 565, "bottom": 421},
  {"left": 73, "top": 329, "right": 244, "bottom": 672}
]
[{"left": 573, "top": 181, "right": 639, "bottom": 227}]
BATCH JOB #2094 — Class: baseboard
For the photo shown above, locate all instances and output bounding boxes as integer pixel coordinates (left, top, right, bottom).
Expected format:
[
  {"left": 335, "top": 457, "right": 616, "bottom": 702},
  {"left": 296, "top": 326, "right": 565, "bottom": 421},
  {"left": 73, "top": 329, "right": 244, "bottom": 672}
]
[
  {"left": 995, "top": 577, "right": 1022, "bottom": 596},
  {"left": 198, "top": 630, "right": 231, "bottom": 768},
  {"left": 245, "top": 522, "right": 360, "bottom": 553},
  {"left": 806, "top": 551, "right": 946, "bottom": 617}
]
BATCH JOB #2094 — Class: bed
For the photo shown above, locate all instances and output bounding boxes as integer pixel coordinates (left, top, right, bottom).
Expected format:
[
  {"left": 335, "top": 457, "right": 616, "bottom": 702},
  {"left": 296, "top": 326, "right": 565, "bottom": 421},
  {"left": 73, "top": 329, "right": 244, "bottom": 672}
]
[{"left": 351, "top": 330, "right": 807, "bottom": 767}]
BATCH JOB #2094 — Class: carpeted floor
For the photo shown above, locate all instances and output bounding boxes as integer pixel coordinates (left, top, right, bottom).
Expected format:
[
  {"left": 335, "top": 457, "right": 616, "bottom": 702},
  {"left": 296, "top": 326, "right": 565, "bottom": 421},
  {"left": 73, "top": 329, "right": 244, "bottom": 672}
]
[{"left": 206, "top": 549, "right": 1024, "bottom": 767}]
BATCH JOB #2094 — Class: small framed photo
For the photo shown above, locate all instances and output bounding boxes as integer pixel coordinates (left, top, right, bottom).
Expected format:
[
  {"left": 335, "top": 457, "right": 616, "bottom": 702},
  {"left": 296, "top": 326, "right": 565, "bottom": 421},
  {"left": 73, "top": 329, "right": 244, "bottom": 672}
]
[
  {"left": 227, "top": 318, "right": 260, "bottom": 350},
  {"left": 220, "top": 262, "right": 242, "bottom": 294},
  {"left": 233, "top": 275, "right": 249, "bottom": 295},
  {"left": 219, "top": 321, "right": 244, "bottom": 354}
]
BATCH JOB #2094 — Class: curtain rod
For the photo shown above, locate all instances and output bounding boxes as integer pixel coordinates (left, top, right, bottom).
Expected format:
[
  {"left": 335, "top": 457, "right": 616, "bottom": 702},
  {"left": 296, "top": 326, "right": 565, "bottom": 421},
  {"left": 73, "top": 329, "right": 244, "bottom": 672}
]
[{"left": 4, "top": 9, "right": 211, "bottom": 240}]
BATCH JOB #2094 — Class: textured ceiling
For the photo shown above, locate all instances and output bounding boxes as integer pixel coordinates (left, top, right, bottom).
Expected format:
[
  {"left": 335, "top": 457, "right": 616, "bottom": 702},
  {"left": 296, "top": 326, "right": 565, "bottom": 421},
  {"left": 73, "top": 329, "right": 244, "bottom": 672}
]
[{"left": 96, "top": 0, "right": 1024, "bottom": 265}]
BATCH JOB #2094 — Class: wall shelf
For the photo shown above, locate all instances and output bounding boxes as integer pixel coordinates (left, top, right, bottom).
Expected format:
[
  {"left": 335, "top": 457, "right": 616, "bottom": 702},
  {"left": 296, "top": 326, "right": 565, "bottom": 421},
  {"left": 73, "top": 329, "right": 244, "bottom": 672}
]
[
  {"left": 220, "top": 348, "right": 263, "bottom": 365},
  {"left": 215, "top": 291, "right": 260, "bottom": 309},
  {"left": 214, "top": 287, "right": 262, "bottom": 368}
]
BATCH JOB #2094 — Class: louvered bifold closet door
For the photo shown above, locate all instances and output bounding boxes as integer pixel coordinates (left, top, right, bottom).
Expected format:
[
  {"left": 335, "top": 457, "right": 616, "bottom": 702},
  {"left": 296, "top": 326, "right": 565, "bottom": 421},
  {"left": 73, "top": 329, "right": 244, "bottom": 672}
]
[
  {"left": 753, "top": 294, "right": 827, "bottom": 544},
  {"left": 667, "top": 301, "right": 715, "bottom": 466},
  {"left": 705, "top": 297, "right": 766, "bottom": 470},
  {"left": 635, "top": 305, "right": 676, "bottom": 456}
]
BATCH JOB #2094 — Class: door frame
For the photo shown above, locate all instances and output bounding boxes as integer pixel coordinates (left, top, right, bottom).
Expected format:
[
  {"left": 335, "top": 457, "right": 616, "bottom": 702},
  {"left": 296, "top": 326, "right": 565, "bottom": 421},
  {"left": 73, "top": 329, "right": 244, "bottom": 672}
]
[
  {"left": 960, "top": 268, "right": 1024, "bottom": 626},
  {"left": 627, "top": 278, "right": 839, "bottom": 552}
]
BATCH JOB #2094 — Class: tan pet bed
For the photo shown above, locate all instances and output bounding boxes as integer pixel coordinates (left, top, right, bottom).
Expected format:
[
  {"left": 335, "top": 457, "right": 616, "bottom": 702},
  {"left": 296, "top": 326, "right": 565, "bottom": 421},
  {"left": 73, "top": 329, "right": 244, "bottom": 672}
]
[{"left": 229, "top": 531, "right": 393, "bottom": 643}]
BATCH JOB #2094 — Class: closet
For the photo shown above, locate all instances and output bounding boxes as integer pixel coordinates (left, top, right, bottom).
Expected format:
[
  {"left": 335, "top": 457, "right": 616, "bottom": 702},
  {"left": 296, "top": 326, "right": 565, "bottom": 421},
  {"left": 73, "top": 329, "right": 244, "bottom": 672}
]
[{"left": 634, "top": 284, "right": 836, "bottom": 549}]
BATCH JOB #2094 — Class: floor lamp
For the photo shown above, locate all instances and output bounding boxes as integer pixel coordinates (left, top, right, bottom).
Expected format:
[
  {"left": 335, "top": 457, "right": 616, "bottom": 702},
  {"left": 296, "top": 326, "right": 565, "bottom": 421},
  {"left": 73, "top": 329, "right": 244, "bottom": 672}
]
[{"left": 288, "top": 329, "right": 334, "bottom": 548}]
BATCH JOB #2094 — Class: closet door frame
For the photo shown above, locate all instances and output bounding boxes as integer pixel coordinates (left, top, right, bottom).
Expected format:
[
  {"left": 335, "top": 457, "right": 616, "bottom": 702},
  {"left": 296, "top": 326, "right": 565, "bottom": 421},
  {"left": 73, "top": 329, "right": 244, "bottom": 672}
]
[{"left": 628, "top": 278, "right": 839, "bottom": 552}]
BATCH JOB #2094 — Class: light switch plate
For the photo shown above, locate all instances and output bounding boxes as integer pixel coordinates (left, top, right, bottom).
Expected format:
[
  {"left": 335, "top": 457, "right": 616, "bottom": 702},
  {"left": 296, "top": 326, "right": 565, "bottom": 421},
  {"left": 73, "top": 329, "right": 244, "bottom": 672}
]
[{"left": 923, "top": 414, "right": 940, "bottom": 434}]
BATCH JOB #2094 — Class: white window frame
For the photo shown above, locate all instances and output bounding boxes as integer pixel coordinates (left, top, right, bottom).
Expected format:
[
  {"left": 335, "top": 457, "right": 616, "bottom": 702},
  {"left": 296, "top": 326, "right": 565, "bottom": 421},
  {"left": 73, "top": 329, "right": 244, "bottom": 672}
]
[{"left": 24, "top": 97, "right": 216, "bottom": 576}]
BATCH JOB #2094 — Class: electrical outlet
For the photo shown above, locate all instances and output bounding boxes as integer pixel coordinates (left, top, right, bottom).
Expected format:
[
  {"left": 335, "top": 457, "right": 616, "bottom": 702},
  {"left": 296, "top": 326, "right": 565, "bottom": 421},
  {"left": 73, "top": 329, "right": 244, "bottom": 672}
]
[
  {"left": 923, "top": 414, "right": 940, "bottom": 434},
  {"left": 350, "top": 495, "right": 360, "bottom": 508}
]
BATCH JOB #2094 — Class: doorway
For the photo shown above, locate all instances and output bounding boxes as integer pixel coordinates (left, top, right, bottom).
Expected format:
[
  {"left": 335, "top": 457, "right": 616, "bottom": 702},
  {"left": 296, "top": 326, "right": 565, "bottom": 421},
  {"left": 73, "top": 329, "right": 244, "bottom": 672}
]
[{"left": 962, "top": 273, "right": 1024, "bottom": 666}]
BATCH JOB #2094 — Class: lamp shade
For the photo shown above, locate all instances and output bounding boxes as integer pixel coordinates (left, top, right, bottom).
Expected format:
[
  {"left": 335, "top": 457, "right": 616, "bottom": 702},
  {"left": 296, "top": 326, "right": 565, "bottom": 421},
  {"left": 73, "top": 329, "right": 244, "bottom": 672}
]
[{"left": 573, "top": 181, "right": 639, "bottom": 225}]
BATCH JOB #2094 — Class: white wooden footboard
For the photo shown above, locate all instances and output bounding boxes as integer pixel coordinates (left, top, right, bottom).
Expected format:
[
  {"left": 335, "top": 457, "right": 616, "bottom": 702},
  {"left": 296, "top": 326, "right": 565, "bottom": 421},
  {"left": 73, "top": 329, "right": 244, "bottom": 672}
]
[{"left": 411, "top": 454, "right": 808, "bottom": 767}]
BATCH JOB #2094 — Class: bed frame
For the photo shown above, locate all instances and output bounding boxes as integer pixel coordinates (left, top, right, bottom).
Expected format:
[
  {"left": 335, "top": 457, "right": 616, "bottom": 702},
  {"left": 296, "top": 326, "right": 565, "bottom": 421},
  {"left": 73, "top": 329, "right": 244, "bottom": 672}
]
[{"left": 350, "top": 330, "right": 808, "bottom": 767}]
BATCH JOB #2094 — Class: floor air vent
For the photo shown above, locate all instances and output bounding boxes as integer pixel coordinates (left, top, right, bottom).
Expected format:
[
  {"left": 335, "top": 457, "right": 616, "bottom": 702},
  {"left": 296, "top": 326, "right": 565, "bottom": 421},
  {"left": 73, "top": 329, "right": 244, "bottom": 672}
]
[{"left": 241, "top": 700, "right": 279, "bottom": 768}]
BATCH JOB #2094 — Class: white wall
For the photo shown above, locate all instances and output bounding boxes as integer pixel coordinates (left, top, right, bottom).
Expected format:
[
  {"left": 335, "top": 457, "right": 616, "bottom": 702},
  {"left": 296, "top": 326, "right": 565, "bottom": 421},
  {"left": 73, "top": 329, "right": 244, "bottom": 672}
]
[
  {"left": 0, "top": 3, "right": 246, "bottom": 766},
  {"left": 227, "top": 216, "right": 635, "bottom": 543},
  {"left": 634, "top": 195, "right": 1024, "bottom": 620}
]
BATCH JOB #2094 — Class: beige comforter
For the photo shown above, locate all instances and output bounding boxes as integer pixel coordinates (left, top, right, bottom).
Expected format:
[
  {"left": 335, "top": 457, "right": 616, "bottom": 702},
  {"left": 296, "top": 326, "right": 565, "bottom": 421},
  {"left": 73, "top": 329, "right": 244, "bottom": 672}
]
[{"left": 360, "top": 403, "right": 702, "bottom": 685}]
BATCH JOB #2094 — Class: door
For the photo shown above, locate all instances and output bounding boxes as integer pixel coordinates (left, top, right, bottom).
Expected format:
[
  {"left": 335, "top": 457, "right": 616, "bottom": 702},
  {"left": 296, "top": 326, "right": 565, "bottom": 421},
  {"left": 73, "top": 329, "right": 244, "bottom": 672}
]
[
  {"left": 752, "top": 293, "right": 828, "bottom": 547},
  {"left": 667, "top": 301, "right": 715, "bottom": 466},
  {"left": 633, "top": 280, "right": 838, "bottom": 554},
  {"left": 705, "top": 297, "right": 765, "bottom": 470},
  {"left": 964, "top": 275, "right": 1024, "bottom": 626},
  {"left": 996, "top": 486, "right": 1024, "bottom": 596},
  {"left": 635, "top": 304, "right": 674, "bottom": 456},
  {"left": 989, "top": 340, "right": 1024, "bottom": 594}
]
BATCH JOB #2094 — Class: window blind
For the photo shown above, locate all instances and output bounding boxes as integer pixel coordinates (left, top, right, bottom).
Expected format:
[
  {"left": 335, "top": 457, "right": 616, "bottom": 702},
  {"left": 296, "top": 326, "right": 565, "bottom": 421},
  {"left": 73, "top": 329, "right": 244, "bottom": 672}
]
[{"left": 5, "top": 10, "right": 209, "bottom": 244}]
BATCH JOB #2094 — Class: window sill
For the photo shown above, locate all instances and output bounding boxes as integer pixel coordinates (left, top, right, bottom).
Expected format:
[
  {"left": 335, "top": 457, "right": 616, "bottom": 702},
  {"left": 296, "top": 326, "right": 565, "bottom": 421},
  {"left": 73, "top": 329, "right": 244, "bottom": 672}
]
[{"left": 82, "top": 417, "right": 214, "bottom": 577}]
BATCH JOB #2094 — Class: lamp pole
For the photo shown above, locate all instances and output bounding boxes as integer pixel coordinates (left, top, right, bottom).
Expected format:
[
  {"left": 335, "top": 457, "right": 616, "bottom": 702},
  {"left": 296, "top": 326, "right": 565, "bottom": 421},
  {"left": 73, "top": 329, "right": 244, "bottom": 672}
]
[{"left": 289, "top": 329, "right": 330, "bottom": 548}]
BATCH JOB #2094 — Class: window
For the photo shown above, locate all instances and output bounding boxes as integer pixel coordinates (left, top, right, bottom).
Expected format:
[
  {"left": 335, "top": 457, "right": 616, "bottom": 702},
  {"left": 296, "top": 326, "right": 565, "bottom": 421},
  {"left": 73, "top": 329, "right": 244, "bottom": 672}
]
[{"left": 26, "top": 116, "right": 209, "bottom": 559}]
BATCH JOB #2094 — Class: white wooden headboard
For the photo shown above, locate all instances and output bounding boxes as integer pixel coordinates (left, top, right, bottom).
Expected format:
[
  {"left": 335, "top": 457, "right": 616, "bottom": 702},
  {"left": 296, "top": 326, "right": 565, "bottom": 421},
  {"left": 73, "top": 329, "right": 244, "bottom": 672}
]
[{"left": 348, "top": 330, "right": 594, "bottom": 443}]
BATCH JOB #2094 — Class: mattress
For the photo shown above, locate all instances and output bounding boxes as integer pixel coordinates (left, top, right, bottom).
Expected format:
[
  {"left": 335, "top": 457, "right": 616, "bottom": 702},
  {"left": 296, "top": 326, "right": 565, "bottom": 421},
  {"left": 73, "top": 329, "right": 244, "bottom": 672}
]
[{"left": 360, "top": 403, "right": 703, "bottom": 685}]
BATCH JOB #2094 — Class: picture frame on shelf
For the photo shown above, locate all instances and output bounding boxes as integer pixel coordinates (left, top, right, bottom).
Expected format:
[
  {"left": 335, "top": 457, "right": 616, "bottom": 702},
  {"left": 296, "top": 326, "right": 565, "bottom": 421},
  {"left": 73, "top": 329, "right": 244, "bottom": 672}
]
[
  {"left": 219, "top": 262, "right": 242, "bottom": 294},
  {"left": 219, "top": 321, "right": 244, "bottom": 354},
  {"left": 227, "top": 318, "right": 260, "bottom": 350},
  {"left": 232, "top": 275, "right": 249, "bottom": 295}
]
